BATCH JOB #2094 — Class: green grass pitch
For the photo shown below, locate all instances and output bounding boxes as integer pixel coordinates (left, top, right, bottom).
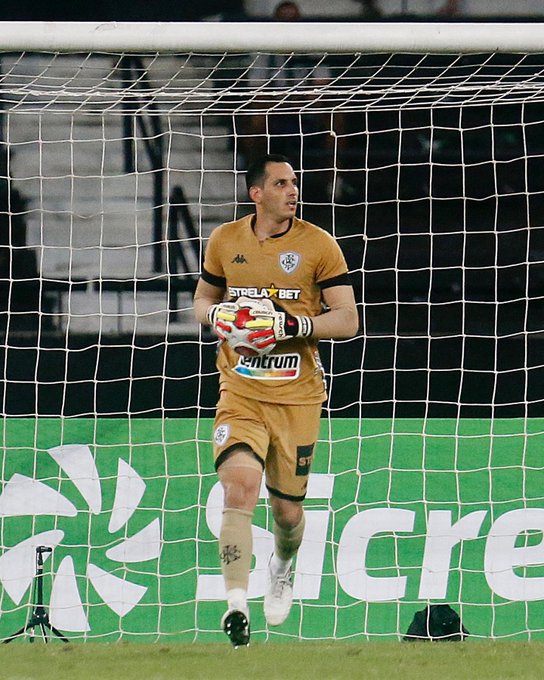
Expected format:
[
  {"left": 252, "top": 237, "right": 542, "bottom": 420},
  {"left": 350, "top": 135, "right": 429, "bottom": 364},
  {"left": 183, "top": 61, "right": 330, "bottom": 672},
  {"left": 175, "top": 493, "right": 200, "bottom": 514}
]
[{"left": 1, "top": 641, "right": 544, "bottom": 680}]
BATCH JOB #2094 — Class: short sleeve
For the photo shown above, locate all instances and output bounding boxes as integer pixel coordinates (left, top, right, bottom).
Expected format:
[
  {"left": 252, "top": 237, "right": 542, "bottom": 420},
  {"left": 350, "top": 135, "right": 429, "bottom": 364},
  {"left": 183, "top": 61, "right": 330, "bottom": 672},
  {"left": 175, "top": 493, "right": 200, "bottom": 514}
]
[
  {"left": 202, "top": 228, "right": 225, "bottom": 280},
  {"left": 315, "top": 231, "right": 349, "bottom": 287}
]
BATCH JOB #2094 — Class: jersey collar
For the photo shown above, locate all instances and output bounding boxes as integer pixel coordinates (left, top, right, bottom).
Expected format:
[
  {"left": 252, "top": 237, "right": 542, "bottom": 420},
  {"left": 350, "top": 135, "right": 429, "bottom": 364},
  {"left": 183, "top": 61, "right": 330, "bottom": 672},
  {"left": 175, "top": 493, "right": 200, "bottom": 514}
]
[{"left": 250, "top": 215, "right": 293, "bottom": 239}]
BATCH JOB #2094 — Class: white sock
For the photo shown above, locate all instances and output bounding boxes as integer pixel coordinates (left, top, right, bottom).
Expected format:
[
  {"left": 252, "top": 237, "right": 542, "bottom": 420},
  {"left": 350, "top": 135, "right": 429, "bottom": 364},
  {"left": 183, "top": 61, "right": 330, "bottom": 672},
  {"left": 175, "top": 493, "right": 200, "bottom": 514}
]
[
  {"left": 226, "top": 588, "right": 248, "bottom": 616},
  {"left": 270, "top": 553, "right": 292, "bottom": 576}
]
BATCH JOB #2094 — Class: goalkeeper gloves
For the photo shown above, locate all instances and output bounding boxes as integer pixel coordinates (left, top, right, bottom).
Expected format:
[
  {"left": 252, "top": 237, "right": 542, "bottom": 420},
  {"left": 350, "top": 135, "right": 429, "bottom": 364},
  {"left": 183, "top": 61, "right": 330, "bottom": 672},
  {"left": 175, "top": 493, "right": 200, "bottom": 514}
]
[
  {"left": 207, "top": 298, "right": 313, "bottom": 349},
  {"left": 247, "top": 307, "right": 313, "bottom": 344},
  {"left": 206, "top": 302, "right": 239, "bottom": 341}
]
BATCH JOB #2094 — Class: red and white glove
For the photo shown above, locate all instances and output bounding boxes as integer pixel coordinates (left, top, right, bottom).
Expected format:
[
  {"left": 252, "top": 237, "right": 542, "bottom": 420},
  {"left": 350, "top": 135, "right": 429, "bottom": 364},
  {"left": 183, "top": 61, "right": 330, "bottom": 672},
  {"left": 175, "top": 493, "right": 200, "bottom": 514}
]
[
  {"left": 207, "top": 297, "right": 313, "bottom": 353},
  {"left": 206, "top": 301, "right": 239, "bottom": 342},
  {"left": 244, "top": 298, "right": 313, "bottom": 345}
]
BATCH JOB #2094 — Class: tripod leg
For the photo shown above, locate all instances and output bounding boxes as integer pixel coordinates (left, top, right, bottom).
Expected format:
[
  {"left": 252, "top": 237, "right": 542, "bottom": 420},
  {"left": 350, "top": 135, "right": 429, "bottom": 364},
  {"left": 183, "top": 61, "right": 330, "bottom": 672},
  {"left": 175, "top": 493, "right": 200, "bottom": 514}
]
[
  {"left": 50, "top": 626, "right": 69, "bottom": 643},
  {"left": 40, "top": 623, "right": 48, "bottom": 643},
  {"left": 42, "top": 621, "right": 69, "bottom": 644},
  {"left": 2, "top": 625, "right": 28, "bottom": 644}
]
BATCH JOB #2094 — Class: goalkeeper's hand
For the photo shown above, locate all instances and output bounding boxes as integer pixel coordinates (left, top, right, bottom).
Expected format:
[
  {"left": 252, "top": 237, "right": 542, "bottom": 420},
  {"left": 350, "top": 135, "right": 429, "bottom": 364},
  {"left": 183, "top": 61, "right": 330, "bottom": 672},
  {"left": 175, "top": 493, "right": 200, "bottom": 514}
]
[
  {"left": 206, "top": 301, "right": 239, "bottom": 341},
  {"left": 246, "top": 306, "right": 313, "bottom": 345}
]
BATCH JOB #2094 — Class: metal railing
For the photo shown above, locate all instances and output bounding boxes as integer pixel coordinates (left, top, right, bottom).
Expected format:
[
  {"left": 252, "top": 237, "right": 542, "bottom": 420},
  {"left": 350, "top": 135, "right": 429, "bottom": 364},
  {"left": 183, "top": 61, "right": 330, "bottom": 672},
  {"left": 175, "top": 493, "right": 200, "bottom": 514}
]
[{"left": 119, "top": 54, "right": 165, "bottom": 272}]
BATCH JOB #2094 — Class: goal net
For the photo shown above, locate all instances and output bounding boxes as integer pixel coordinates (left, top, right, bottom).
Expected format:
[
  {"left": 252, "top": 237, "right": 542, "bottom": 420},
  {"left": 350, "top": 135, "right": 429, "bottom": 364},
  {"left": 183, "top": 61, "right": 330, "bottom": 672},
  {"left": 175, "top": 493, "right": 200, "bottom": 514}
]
[{"left": 0, "top": 21, "right": 544, "bottom": 642}]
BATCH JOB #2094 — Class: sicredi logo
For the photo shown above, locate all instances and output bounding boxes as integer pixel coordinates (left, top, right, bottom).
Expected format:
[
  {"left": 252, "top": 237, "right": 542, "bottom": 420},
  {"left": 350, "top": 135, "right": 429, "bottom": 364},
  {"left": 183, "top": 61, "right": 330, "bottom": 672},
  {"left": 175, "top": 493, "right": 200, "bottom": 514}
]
[
  {"left": 197, "top": 474, "right": 544, "bottom": 603},
  {"left": 0, "top": 445, "right": 161, "bottom": 632}
]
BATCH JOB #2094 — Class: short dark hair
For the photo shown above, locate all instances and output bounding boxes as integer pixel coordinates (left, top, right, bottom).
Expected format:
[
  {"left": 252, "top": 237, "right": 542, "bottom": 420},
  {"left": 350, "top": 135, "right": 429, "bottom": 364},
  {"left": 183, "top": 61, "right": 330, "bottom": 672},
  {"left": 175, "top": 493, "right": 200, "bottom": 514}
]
[
  {"left": 274, "top": 1, "right": 301, "bottom": 18},
  {"left": 245, "top": 154, "right": 291, "bottom": 194}
]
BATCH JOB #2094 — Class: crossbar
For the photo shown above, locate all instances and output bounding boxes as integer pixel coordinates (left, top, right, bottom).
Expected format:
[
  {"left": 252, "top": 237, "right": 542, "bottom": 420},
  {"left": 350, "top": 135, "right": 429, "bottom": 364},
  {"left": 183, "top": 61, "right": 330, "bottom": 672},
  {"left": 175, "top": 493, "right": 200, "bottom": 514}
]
[{"left": 0, "top": 21, "right": 542, "bottom": 54}]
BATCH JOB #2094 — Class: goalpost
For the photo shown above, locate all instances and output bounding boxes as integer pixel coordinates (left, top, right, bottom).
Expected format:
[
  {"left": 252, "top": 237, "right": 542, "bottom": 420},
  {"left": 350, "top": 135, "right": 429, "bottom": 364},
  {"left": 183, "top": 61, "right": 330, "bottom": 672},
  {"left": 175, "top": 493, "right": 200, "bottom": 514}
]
[{"left": 0, "top": 21, "right": 544, "bottom": 642}]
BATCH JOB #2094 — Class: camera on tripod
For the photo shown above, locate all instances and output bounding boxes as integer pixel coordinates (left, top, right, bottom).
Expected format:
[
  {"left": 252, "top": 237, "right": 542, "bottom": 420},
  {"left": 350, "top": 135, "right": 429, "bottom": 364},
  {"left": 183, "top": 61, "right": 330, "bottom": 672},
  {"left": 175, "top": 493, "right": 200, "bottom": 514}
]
[{"left": 3, "top": 545, "right": 68, "bottom": 644}]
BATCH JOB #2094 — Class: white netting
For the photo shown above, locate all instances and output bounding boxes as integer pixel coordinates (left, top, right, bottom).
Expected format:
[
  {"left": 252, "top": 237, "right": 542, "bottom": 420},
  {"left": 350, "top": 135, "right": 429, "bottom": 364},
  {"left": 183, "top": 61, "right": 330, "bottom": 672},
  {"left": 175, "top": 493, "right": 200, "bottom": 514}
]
[{"left": 0, "top": 23, "right": 544, "bottom": 642}]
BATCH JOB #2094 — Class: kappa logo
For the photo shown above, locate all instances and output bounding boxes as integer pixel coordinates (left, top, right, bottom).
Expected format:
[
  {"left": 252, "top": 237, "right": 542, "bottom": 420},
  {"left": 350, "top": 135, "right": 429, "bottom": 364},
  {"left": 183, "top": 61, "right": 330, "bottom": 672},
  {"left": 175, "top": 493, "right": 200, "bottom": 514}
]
[
  {"left": 231, "top": 254, "right": 248, "bottom": 264},
  {"left": 279, "top": 251, "right": 300, "bottom": 274},
  {"left": 0, "top": 445, "right": 161, "bottom": 633}
]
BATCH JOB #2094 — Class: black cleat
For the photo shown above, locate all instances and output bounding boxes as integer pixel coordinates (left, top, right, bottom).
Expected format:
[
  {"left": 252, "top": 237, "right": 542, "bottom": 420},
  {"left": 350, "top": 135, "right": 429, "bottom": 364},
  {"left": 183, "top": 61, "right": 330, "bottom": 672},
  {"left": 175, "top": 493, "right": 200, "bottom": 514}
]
[{"left": 222, "top": 609, "right": 250, "bottom": 648}]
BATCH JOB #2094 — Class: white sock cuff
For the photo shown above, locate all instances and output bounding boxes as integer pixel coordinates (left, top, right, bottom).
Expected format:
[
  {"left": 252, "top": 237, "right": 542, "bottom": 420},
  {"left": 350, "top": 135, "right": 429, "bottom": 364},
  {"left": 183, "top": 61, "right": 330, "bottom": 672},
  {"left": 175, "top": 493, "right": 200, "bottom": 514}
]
[
  {"left": 270, "top": 553, "right": 292, "bottom": 576},
  {"left": 226, "top": 587, "right": 248, "bottom": 615}
]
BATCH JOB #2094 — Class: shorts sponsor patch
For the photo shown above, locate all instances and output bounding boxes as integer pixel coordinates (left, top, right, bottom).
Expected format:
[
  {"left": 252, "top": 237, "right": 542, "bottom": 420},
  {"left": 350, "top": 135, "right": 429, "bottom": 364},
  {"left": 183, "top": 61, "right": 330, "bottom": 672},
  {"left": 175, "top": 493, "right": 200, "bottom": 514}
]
[
  {"left": 296, "top": 444, "right": 314, "bottom": 476},
  {"left": 233, "top": 353, "right": 301, "bottom": 380},
  {"left": 214, "top": 424, "right": 230, "bottom": 446}
]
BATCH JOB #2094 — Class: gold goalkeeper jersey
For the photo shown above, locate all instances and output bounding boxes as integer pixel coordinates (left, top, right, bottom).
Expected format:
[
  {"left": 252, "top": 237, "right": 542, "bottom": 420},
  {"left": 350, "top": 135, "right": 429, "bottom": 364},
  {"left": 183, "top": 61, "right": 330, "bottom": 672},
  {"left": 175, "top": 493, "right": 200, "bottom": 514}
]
[{"left": 201, "top": 215, "right": 351, "bottom": 405}]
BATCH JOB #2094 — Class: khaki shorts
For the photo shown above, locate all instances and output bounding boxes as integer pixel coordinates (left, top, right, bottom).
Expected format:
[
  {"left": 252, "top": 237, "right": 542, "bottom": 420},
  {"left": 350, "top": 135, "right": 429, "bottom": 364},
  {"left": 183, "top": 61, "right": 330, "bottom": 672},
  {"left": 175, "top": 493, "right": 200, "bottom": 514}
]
[{"left": 212, "top": 390, "right": 321, "bottom": 501}]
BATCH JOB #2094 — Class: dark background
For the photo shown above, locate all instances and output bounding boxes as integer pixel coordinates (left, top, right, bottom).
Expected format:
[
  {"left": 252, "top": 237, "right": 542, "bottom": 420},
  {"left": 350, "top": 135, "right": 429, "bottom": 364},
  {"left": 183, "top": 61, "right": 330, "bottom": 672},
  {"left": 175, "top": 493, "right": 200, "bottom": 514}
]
[
  {"left": 2, "top": 1, "right": 540, "bottom": 22},
  {"left": 0, "top": 0, "right": 247, "bottom": 22},
  {"left": 0, "top": 17, "right": 543, "bottom": 420}
]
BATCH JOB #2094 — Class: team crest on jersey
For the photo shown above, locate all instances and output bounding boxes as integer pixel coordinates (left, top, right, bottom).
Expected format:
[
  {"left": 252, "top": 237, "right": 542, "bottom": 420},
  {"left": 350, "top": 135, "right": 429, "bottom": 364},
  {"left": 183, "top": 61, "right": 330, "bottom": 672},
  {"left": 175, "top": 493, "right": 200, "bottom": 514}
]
[
  {"left": 279, "top": 251, "right": 300, "bottom": 274},
  {"left": 214, "top": 424, "right": 230, "bottom": 446}
]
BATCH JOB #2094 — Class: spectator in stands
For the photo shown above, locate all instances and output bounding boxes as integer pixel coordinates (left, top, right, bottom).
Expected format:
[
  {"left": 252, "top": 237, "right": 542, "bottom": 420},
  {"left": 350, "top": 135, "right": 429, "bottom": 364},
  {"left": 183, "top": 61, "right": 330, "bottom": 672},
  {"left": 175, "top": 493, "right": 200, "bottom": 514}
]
[
  {"left": 437, "top": 0, "right": 461, "bottom": 17},
  {"left": 354, "top": 0, "right": 382, "bottom": 19},
  {"left": 353, "top": 0, "right": 462, "bottom": 19},
  {"left": 236, "top": 1, "right": 338, "bottom": 200},
  {"left": 272, "top": 0, "right": 301, "bottom": 19}
]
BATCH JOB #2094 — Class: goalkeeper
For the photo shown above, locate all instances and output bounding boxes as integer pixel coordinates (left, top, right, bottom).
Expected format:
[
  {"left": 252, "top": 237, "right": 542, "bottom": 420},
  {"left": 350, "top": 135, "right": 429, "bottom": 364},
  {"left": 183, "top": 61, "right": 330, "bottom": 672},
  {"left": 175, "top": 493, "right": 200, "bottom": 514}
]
[{"left": 193, "top": 153, "right": 358, "bottom": 648}]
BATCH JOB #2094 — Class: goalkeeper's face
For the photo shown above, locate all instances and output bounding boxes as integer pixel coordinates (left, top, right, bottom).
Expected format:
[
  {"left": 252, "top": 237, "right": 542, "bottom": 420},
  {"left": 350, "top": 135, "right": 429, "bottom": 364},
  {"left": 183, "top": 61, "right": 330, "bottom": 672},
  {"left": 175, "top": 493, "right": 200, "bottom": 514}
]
[{"left": 253, "top": 162, "right": 299, "bottom": 224}]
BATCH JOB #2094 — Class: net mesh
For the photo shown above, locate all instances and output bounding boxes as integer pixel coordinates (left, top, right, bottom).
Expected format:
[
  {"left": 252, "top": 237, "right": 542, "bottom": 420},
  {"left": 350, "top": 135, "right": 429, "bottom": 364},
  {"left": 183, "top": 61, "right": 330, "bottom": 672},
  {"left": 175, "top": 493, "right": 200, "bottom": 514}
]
[{"left": 0, "top": 47, "right": 543, "bottom": 641}]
